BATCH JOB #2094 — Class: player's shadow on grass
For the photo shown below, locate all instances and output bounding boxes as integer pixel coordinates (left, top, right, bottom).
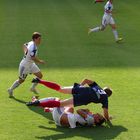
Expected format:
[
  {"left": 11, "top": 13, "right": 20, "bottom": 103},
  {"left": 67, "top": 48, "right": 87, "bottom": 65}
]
[
  {"left": 11, "top": 97, "right": 53, "bottom": 122},
  {"left": 11, "top": 97, "right": 128, "bottom": 140},
  {"left": 36, "top": 125, "right": 128, "bottom": 140}
]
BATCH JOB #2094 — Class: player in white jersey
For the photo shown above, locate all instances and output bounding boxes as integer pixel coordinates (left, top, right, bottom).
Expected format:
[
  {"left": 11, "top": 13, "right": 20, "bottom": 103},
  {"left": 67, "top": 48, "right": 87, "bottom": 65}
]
[
  {"left": 27, "top": 96, "right": 105, "bottom": 128},
  {"left": 89, "top": 0, "right": 123, "bottom": 43},
  {"left": 8, "top": 32, "right": 45, "bottom": 97}
]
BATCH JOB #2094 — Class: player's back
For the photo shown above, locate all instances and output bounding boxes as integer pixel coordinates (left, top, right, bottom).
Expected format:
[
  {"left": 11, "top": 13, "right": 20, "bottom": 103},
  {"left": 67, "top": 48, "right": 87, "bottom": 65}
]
[
  {"left": 104, "top": 1, "right": 113, "bottom": 15},
  {"left": 23, "top": 41, "right": 38, "bottom": 63}
]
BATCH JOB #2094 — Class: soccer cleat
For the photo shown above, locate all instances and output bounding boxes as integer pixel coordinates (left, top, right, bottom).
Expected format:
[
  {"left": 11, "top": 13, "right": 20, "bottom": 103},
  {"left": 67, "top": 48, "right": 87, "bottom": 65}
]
[
  {"left": 32, "top": 78, "right": 40, "bottom": 83},
  {"left": 30, "top": 88, "right": 39, "bottom": 94},
  {"left": 7, "top": 89, "right": 14, "bottom": 98},
  {"left": 26, "top": 100, "right": 40, "bottom": 106},
  {"left": 116, "top": 38, "right": 123, "bottom": 43}
]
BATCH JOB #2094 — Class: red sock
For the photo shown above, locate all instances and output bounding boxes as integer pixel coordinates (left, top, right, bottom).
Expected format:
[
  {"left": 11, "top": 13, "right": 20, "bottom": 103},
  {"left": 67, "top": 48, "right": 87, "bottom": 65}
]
[
  {"left": 39, "top": 100, "right": 60, "bottom": 108},
  {"left": 39, "top": 80, "right": 61, "bottom": 91}
]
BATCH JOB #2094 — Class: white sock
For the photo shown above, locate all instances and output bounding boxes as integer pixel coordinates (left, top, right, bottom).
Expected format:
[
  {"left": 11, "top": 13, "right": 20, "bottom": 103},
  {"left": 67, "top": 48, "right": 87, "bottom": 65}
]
[
  {"left": 10, "top": 80, "right": 20, "bottom": 91},
  {"left": 112, "top": 30, "right": 119, "bottom": 40},
  {"left": 90, "top": 27, "right": 100, "bottom": 32},
  {"left": 31, "top": 83, "right": 38, "bottom": 90}
]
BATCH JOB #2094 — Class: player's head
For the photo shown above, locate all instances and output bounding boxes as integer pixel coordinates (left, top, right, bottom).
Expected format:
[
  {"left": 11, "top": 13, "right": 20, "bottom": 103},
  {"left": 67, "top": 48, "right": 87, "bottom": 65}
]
[
  {"left": 103, "top": 87, "right": 112, "bottom": 97},
  {"left": 32, "top": 32, "right": 41, "bottom": 45},
  {"left": 109, "top": 0, "right": 113, "bottom": 3},
  {"left": 94, "top": 113, "right": 106, "bottom": 126}
]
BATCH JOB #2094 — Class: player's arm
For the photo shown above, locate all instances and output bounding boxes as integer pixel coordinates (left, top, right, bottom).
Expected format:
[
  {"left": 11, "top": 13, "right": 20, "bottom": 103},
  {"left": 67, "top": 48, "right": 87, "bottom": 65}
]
[
  {"left": 64, "top": 107, "right": 74, "bottom": 114},
  {"left": 80, "top": 79, "right": 94, "bottom": 86},
  {"left": 103, "top": 108, "right": 110, "bottom": 121},
  {"left": 22, "top": 44, "right": 27, "bottom": 53},
  {"left": 22, "top": 44, "right": 28, "bottom": 54},
  {"left": 31, "top": 56, "right": 45, "bottom": 64},
  {"left": 76, "top": 109, "right": 89, "bottom": 119}
]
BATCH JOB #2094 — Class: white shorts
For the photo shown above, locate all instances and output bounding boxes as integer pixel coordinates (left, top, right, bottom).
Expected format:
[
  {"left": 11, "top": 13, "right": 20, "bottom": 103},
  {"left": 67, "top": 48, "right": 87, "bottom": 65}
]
[
  {"left": 52, "top": 107, "right": 65, "bottom": 126},
  {"left": 19, "top": 60, "right": 40, "bottom": 80},
  {"left": 102, "top": 14, "right": 115, "bottom": 27}
]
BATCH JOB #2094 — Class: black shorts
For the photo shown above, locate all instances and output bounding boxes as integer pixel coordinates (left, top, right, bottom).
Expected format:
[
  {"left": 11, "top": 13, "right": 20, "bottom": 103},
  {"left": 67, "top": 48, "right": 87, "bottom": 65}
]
[{"left": 72, "top": 86, "right": 98, "bottom": 107}]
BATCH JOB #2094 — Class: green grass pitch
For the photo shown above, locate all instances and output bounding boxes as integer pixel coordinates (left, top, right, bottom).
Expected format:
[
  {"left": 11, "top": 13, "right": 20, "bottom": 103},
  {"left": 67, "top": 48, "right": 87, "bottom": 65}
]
[{"left": 0, "top": 0, "right": 140, "bottom": 139}]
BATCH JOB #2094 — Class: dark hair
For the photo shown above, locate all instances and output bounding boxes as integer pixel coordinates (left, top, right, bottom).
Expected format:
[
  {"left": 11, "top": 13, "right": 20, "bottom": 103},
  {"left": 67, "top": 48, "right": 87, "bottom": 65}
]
[
  {"left": 95, "top": 118, "right": 106, "bottom": 126},
  {"left": 103, "top": 87, "right": 112, "bottom": 97},
  {"left": 32, "top": 32, "right": 41, "bottom": 40}
]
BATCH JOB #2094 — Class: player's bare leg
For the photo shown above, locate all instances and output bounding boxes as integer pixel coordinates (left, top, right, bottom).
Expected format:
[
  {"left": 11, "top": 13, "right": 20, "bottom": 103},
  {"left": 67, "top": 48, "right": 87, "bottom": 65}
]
[
  {"left": 110, "top": 24, "right": 123, "bottom": 43},
  {"left": 88, "top": 25, "right": 105, "bottom": 35},
  {"left": 7, "top": 78, "right": 24, "bottom": 98},
  {"left": 26, "top": 97, "right": 74, "bottom": 108},
  {"left": 32, "top": 78, "right": 73, "bottom": 94}
]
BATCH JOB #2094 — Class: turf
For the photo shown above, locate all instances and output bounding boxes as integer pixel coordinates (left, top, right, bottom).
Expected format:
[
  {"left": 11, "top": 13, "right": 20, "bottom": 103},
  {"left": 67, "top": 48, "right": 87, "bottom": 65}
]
[{"left": 0, "top": 0, "right": 140, "bottom": 140}]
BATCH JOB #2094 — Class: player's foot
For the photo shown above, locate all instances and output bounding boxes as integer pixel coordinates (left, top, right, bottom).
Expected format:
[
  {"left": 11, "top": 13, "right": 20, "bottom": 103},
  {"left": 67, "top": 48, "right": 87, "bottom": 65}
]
[
  {"left": 88, "top": 28, "right": 92, "bottom": 35},
  {"left": 30, "top": 88, "right": 39, "bottom": 94},
  {"left": 7, "top": 89, "right": 14, "bottom": 98},
  {"left": 116, "top": 38, "right": 123, "bottom": 43},
  {"left": 32, "top": 96, "right": 39, "bottom": 102},
  {"left": 26, "top": 100, "right": 40, "bottom": 106},
  {"left": 32, "top": 78, "right": 40, "bottom": 83}
]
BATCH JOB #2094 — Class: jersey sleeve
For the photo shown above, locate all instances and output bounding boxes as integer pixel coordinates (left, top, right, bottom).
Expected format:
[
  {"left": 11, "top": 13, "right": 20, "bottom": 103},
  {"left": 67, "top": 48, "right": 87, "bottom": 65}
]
[
  {"left": 89, "top": 82, "right": 102, "bottom": 90},
  {"left": 24, "top": 43, "right": 28, "bottom": 46},
  {"left": 89, "top": 82, "right": 98, "bottom": 87}
]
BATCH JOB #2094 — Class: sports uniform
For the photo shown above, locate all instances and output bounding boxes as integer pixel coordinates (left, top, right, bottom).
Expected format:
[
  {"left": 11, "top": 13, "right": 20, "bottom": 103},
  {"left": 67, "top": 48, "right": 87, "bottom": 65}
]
[
  {"left": 89, "top": 0, "right": 123, "bottom": 42},
  {"left": 102, "top": 1, "right": 115, "bottom": 27},
  {"left": 19, "top": 41, "right": 40, "bottom": 80},
  {"left": 8, "top": 32, "right": 43, "bottom": 97},
  {"left": 52, "top": 107, "right": 94, "bottom": 128},
  {"left": 72, "top": 82, "right": 108, "bottom": 109}
]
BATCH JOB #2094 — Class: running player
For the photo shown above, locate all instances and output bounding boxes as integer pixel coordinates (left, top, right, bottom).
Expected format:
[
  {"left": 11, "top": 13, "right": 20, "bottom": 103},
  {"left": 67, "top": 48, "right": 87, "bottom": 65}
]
[
  {"left": 89, "top": 0, "right": 123, "bottom": 43},
  {"left": 8, "top": 32, "right": 45, "bottom": 97}
]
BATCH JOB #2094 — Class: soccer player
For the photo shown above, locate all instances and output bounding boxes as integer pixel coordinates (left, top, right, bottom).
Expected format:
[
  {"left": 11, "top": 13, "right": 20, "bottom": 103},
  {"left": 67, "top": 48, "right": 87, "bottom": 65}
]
[
  {"left": 31, "top": 78, "right": 112, "bottom": 121},
  {"left": 8, "top": 32, "right": 45, "bottom": 97},
  {"left": 27, "top": 96, "right": 105, "bottom": 128},
  {"left": 89, "top": 0, "right": 123, "bottom": 43}
]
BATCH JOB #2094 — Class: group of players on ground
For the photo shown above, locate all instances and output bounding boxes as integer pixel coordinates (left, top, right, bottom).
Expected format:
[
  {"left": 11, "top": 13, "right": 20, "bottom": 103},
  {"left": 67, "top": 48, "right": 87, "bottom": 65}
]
[{"left": 8, "top": 0, "right": 121, "bottom": 128}]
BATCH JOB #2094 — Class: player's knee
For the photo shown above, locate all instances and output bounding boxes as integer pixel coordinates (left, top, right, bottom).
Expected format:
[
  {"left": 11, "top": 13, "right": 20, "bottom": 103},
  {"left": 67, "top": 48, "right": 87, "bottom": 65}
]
[
  {"left": 18, "top": 79, "right": 25, "bottom": 84},
  {"left": 111, "top": 24, "right": 116, "bottom": 30},
  {"left": 37, "top": 73, "right": 43, "bottom": 79},
  {"left": 40, "top": 74, "right": 43, "bottom": 79}
]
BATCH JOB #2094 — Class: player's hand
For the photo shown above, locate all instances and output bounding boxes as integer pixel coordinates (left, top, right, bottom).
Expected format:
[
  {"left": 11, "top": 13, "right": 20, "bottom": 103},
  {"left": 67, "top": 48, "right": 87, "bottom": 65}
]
[
  {"left": 109, "top": 115, "right": 115, "bottom": 120},
  {"left": 39, "top": 60, "right": 46, "bottom": 64}
]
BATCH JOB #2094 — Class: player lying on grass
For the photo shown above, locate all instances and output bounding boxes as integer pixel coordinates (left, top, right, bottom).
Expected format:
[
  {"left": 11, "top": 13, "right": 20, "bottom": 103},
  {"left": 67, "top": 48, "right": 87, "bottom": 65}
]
[
  {"left": 8, "top": 32, "right": 45, "bottom": 97},
  {"left": 27, "top": 96, "right": 105, "bottom": 128},
  {"left": 31, "top": 78, "right": 112, "bottom": 121},
  {"left": 89, "top": 0, "right": 123, "bottom": 43}
]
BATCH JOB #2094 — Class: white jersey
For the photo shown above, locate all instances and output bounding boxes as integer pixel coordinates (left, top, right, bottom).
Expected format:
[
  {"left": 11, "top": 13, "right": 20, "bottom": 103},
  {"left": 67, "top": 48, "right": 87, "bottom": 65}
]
[
  {"left": 18, "top": 41, "right": 40, "bottom": 80},
  {"left": 67, "top": 113, "right": 95, "bottom": 128},
  {"left": 104, "top": 1, "right": 113, "bottom": 16},
  {"left": 23, "top": 41, "right": 38, "bottom": 64},
  {"left": 52, "top": 107, "right": 94, "bottom": 128},
  {"left": 102, "top": 1, "right": 115, "bottom": 26},
  {"left": 52, "top": 107, "right": 65, "bottom": 126}
]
